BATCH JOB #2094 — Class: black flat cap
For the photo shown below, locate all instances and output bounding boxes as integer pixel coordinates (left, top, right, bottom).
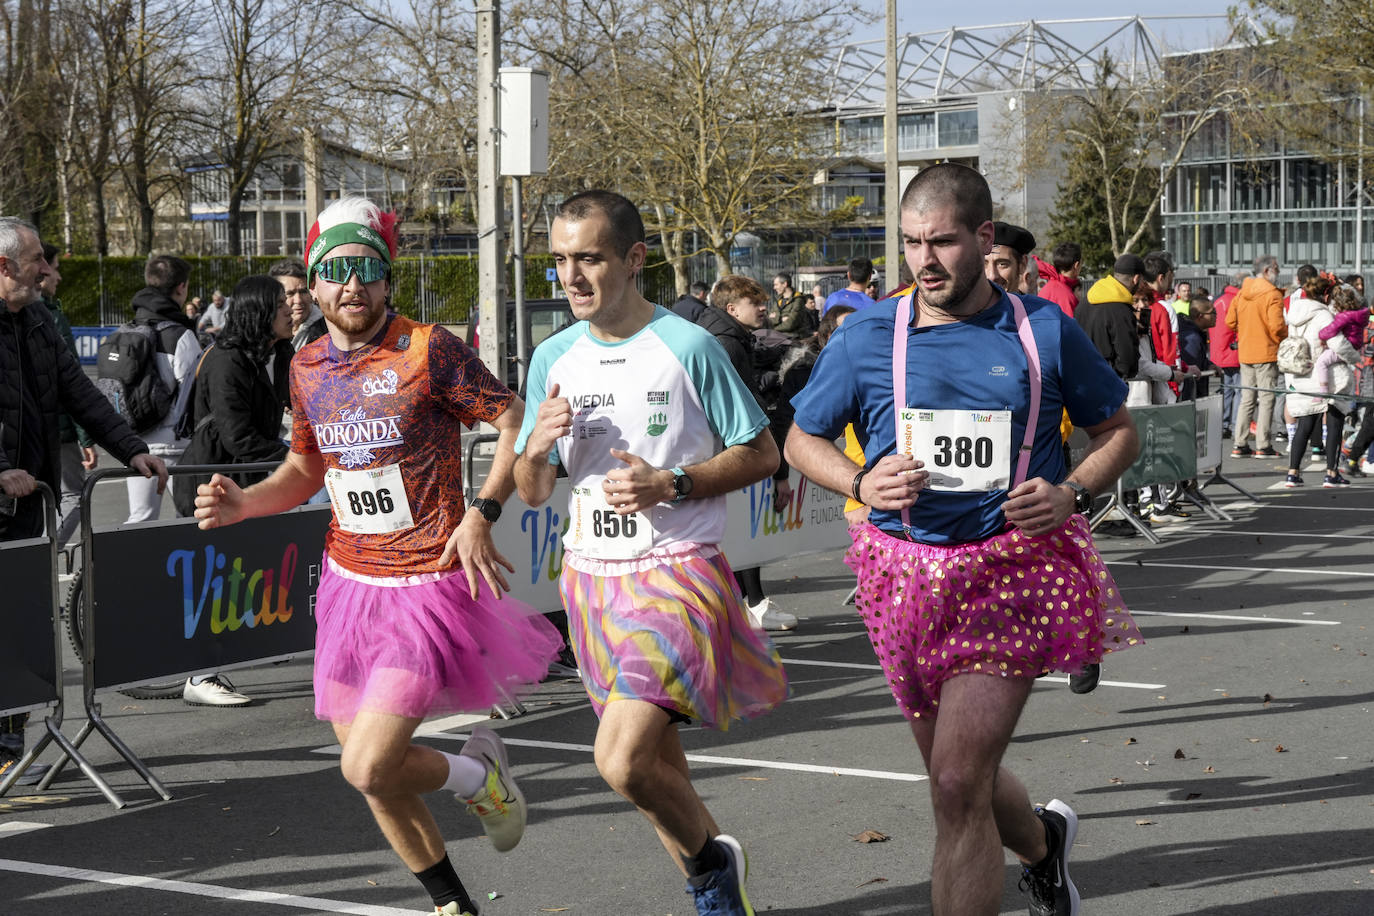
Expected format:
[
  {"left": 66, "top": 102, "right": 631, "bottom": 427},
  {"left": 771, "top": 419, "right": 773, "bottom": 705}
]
[
  {"left": 992, "top": 222, "right": 1036, "bottom": 256},
  {"left": 1114, "top": 253, "right": 1147, "bottom": 275}
]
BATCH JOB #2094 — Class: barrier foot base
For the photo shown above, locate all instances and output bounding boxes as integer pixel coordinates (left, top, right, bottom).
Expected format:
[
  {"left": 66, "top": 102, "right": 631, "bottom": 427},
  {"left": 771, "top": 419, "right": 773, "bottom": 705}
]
[
  {"left": 1180, "top": 482, "right": 1233, "bottom": 522},
  {"left": 0, "top": 730, "right": 57, "bottom": 798},
  {"left": 491, "top": 686, "right": 527, "bottom": 721},
  {"left": 1198, "top": 466, "right": 1257, "bottom": 501},
  {"left": 87, "top": 705, "right": 173, "bottom": 801},
  {"left": 1090, "top": 492, "right": 1161, "bottom": 544},
  {"left": 32, "top": 717, "right": 127, "bottom": 809}
]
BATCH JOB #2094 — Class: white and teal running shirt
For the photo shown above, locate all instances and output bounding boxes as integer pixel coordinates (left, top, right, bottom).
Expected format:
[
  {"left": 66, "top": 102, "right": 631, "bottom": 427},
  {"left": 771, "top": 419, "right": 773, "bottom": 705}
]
[{"left": 515, "top": 306, "right": 768, "bottom": 558}]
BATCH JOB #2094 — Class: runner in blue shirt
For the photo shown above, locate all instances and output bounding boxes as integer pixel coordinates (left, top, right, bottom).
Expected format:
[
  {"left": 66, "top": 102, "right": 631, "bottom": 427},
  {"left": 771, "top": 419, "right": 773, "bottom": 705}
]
[{"left": 785, "top": 163, "right": 1145, "bottom": 916}]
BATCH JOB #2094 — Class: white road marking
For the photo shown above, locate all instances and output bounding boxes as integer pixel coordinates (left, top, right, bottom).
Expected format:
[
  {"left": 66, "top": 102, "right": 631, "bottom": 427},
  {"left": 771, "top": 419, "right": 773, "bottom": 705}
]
[
  {"left": 1122, "top": 560, "right": 1374, "bottom": 579},
  {"left": 783, "top": 657, "right": 1163, "bottom": 690},
  {"left": 0, "top": 823, "right": 51, "bottom": 838},
  {"left": 1130, "top": 609, "right": 1340, "bottom": 626},
  {"left": 1183, "top": 527, "right": 1374, "bottom": 541},
  {"left": 314, "top": 734, "right": 928, "bottom": 783},
  {"left": 414, "top": 713, "right": 491, "bottom": 735},
  {"left": 0, "top": 858, "right": 419, "bottom": 915}
]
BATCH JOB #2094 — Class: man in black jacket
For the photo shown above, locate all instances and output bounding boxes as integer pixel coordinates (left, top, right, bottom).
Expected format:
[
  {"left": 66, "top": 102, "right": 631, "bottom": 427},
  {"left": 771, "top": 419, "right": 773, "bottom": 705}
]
[
  {"left": 670, "top": 281, "right": 709, "bottom": 323},
  {"left": 1077, "top": 253, "right": 1146, "bottom": 381},
  {"left": 0, "top": 217, "right": 166, "bottom": 785},
  {"left": 695, "top": 275, "right": 798, "bottom": 631}
]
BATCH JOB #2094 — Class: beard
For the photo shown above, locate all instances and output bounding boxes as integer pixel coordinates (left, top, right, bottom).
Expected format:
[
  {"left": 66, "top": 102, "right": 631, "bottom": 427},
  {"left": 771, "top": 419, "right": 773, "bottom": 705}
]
[
  {"left": 322, "top": 296, "right": 386, "bottom": 335},
  {"left": 917, "top": 262, "right": 985, "bottom": 313}
]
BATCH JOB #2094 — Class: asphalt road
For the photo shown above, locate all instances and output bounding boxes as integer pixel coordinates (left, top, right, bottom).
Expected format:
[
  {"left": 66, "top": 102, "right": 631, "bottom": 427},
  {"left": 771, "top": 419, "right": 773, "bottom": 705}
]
[{"left": 4, "top": 450, "right": 1373, "bottom": 915}]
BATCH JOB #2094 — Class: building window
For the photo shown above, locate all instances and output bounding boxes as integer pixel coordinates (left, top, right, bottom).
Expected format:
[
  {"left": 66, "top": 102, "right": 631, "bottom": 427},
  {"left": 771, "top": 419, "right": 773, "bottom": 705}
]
[
  {"left": 899, "top": 112, "right": 935, "bottom": 151},
  {"left": 937, "top": 109, "right": 978, "bottom": 147}
]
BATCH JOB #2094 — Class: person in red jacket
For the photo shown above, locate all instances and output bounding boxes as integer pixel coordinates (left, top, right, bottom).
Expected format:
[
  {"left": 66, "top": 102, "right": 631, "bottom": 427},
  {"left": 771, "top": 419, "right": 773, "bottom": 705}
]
[
  {"left": 1036, "top": 242, "right": 1081, "bottom": 318},
  {"left": 1209, "top": 277, "right": 1243, "bottom": 436}
]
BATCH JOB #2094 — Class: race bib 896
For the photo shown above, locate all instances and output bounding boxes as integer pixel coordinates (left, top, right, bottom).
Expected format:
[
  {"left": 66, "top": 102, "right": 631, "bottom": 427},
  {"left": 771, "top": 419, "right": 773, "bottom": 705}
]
[{"left": 325, "top": 464, "right": 415, "bottom": 534}]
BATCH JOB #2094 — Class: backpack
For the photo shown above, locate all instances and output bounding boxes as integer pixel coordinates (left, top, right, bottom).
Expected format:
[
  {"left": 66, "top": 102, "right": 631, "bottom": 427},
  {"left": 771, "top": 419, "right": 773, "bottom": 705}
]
[
  {"left": 1277, "top": 335, "right": 1313, "bottom": 376},
  {"left": 95, "top": 320, "right": 180, "bottom": 433}
]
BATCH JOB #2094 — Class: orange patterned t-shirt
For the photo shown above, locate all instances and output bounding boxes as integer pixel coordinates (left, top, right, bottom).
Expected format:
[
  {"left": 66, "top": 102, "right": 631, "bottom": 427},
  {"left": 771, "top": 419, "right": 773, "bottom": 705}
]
[{"left": 289, "top": 315, "right": 513, "bottom": 577}]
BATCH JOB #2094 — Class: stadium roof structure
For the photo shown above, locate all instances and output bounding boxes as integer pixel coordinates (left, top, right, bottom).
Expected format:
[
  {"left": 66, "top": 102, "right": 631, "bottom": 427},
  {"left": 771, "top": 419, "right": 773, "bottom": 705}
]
[{"left": 822, "top": 15, "right": 1254, "bottom": 109}]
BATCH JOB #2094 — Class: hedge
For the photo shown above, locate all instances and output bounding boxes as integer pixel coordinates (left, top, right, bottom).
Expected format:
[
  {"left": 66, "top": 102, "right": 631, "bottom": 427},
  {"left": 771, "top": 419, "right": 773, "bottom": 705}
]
[{"left": 56, "top": 253, "right": 678, "bottom": 327}]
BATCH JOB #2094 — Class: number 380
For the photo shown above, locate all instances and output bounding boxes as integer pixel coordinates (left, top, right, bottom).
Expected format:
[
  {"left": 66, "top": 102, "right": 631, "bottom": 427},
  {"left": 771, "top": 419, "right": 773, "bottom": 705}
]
[{"left": 932, "top": 435, "right": 994, "bottom": 469}]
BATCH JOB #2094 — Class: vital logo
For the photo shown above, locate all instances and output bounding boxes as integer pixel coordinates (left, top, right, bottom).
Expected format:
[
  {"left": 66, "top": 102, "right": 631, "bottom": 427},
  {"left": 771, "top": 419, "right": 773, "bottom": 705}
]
[
  {"left": 571, "top": 393, "right": 615, "bottom": 410},
  {"left": 971, "top": 411, "right": 994, "bottom": 423},
  {"left": 316, "top": 407, "right": 403, "bottom": 468},
  {"left": 646, "top": 412, "right": 668, "bottom": 437},
  {"left": 746, "top": 477, "right": 806, "bottom": 538},
  {"left": 521, "top": 505, "right": 568, "bottom": 585},
  {"left": 647, "top": 390, "right": 669, "bottom": 405},
  {"left": 167, "top": 543, "right": 298, "bottom": 638},
  {"left": 361, "top": 369, "right": 399, "bottom": 397}
]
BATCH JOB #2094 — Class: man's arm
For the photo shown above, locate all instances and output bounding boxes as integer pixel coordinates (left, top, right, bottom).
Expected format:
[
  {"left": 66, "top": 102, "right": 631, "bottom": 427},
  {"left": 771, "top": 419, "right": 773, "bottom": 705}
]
[
  {"left": 194, "top": 449, "right": 325, "bottom": 529},
  {"left": 1002, "top": 404, "right": 1138, "bottom": 536},
  {"left": 604, "top": 427, "right": 780, "bottom": 514},
  {"left": 438, "top": 397, "right": 525, "bottom": 598},
  {"left": 514, "top": 382, "right": 569, "bottom": 507},
  {"left": 1266, "top": 295, "right": 1288, "bottom": 341},
  {"left": 784, "top": 423, "right": 926, "bottom": 511}
]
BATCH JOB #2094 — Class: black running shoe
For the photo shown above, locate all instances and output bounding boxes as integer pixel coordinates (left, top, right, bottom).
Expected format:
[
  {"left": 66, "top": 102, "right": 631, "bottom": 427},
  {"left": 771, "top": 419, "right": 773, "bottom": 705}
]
[
  {"left": 1020, "top": 799, "right": 1080, "bottom": 916},
  {"left": 1068, "top": 664, "right": 1100, "bottom": 694}
]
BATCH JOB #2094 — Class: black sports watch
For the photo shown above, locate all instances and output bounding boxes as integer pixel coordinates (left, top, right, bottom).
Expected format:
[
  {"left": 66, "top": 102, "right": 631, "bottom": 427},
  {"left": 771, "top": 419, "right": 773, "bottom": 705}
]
[
  {"left": 1064, "top": 482, "right": 1094, "bottom": 515},
  {"left": 469, "top": 497, "right": 502, "bottom": 523},
  {"left": 670, "top": 467, "right": 694, "bottom": 503}
]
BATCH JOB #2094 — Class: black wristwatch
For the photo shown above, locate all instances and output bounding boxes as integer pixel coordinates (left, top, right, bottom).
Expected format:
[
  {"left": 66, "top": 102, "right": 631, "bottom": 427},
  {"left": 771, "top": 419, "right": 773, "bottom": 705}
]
[
  {"left": 1064, "top": 482, "right": 1094, "bottom": 515},
  {"left": 670, "top": 466, "right": 694, "bottom": 503},
  {"left": 469, "top": 497, "right": 502, "bottom": 523}
]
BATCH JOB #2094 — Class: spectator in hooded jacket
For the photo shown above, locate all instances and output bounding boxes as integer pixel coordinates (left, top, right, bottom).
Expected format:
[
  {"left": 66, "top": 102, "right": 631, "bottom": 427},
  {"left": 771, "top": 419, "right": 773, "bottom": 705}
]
[
  {"left": 1208, "top": 275, "right": 1244, "bottom": 437},
  {"left": 1227, "top": 254, "right": 1287, "bottom": 458},
  {"left": 670, "top": 280, "right": 709, "bottom": 323},
  {"left": 1037, "top": 242, "right": 1081, "bottom": 318},
  {"left": 1077, "top": 253, "right": 1146, "bottom": 381}
]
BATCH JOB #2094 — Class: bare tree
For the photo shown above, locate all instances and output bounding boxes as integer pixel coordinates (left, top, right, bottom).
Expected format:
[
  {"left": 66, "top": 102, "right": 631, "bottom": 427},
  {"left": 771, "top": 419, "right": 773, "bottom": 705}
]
[
  {"left": 1026, "top": 32, "right": 1259, "bottom": 260},
  {"left": 190, "top": 0, "right": 339, "bottom": 255},
  {"left": 511, "top": 0, "right": 846, "bottom": 290},
  {"left": 0, "top": 0, "right": 58, "bottom": 224}
]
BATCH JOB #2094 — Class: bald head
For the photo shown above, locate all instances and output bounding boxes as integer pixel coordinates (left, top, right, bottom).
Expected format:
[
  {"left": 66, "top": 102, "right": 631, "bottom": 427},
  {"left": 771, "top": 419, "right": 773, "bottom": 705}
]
[{"left": 900, "top": 163, "right": 993, "bottom": 233}]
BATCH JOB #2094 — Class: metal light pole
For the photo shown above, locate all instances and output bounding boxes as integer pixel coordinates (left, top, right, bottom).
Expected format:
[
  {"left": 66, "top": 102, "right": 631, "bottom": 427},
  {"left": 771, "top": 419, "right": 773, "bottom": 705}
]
[
  {"left": 475, "top": 0, "right": 506, "bottom": 378},
  {"left": 883, "top": 0, "right": 900, "bottom": 289}
]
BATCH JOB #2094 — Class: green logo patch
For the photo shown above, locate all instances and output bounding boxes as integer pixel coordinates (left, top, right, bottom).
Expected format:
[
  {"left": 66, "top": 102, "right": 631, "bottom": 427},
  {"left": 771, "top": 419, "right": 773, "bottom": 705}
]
[{"left": 646, "top": 412, "right": 668, "bottom": 437}]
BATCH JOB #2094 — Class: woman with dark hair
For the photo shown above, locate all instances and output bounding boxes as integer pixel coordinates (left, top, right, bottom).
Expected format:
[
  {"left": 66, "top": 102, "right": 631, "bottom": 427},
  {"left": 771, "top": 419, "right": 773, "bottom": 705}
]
[
  {"left": 172, "top": 275, "right": 292, "bottom": 706},
  {"left": 173, "top": 275, "right": 292, "bottom": 518}
]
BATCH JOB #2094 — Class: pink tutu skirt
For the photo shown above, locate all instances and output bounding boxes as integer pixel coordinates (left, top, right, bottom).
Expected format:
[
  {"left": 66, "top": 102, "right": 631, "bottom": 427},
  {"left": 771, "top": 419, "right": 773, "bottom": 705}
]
[
  {"left": 313, "top": 556, "right": 564, "bottom": 724},
  {"left": 845, "top": 516, "right": 1142, "bottom": 720},
  {"left": 558, "top": 548, "right": 788, "bottom": 729}
]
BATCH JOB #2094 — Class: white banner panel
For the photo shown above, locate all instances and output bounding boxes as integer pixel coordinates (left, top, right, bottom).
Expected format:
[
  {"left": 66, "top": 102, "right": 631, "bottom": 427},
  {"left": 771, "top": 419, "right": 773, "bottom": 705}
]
[{"left": 493, "top": 471, "right": 852, "bottom": 611}]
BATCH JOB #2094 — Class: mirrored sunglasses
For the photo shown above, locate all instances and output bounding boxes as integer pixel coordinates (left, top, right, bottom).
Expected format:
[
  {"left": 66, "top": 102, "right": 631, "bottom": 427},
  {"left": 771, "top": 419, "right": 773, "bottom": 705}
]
[{"left": 315, "top": 256, "right": 388, "bottom": 285}]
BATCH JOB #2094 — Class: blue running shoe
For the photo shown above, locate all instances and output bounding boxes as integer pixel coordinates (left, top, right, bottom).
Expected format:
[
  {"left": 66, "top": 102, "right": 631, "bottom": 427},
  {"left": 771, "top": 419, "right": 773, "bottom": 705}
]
[{"left": 687, "top": 834, "right": 754, "bottom": 916}]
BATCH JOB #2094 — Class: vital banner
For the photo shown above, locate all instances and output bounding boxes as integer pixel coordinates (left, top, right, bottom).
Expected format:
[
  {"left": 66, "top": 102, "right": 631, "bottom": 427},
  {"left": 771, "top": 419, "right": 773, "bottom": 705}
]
[
  {"left": 496, "top": 470, "right": 852, "bottom": 611},
  {"left": 88, "top": 506, "right": 330, "bottom": 690}
]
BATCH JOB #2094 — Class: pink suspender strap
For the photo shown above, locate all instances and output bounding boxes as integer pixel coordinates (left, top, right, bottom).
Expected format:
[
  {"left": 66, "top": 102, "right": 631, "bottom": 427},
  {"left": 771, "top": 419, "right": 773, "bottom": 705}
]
[{"left": 890, "top": 291, "right": 1042, "bottom": 534}]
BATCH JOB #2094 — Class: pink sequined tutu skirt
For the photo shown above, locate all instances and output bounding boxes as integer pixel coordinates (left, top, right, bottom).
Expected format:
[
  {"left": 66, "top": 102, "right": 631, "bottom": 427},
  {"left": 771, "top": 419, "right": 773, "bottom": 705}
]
[
  {"left": 313, "top": 556, "right": 563, "bottom": 724},
  {"left": 845, "top": 516, "right": 1142, "bottom": 720}
]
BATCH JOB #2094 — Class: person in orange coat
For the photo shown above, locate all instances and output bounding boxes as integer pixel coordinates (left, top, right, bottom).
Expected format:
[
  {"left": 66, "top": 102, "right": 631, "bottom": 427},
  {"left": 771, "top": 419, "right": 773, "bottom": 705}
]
[{"left": 1226, "top": 254, "right": 1288, "bottom": 457}]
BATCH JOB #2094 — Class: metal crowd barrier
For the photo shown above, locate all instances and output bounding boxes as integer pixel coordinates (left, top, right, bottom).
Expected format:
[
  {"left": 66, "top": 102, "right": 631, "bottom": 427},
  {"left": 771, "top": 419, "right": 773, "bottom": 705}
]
[
  {"left": 0, "top": 484, "right": 95, "bottom": 799},
  {"left": 34, "top": 463, "right": 328, "bottom": 808}
]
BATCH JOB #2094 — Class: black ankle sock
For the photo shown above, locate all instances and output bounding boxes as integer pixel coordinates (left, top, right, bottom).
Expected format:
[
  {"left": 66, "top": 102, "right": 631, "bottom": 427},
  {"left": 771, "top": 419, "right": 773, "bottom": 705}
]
[
  {"left": 414, "top": 855, "right": 477, "bottom": 913},
  {"left": 683, "top": 837, "right": 727, "bottom": 881}
]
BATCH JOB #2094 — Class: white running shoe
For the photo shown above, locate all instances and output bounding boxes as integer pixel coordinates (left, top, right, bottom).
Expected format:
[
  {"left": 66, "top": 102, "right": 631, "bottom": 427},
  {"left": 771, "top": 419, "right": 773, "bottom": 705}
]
[
  {"left": 745, "top": 598, "right": 797, "bottom": 632},
  {"left": 459, "top": 726, "right": 527, "bottom": 853},
  {"left": 183, "top": 676, "right": 251, "bottom": 707}
]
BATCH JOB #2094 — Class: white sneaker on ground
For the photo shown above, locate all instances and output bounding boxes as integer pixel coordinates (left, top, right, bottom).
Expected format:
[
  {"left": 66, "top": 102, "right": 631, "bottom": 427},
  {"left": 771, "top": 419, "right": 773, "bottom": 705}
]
[
  {"left": 459, "top": 726, "right": 527, "bottom": 853},
  {"left": 183, "top": 676, "right": 251, "bottom": 707},
  {"left": 745, "top": 598, "right": 797, "bottom": 631}
]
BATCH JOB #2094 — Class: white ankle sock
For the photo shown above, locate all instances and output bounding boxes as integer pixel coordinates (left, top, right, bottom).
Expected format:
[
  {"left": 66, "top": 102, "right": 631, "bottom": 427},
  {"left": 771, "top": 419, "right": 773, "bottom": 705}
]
[{"left": 441, "top": 751, "right": 488, "bottom": 798}]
